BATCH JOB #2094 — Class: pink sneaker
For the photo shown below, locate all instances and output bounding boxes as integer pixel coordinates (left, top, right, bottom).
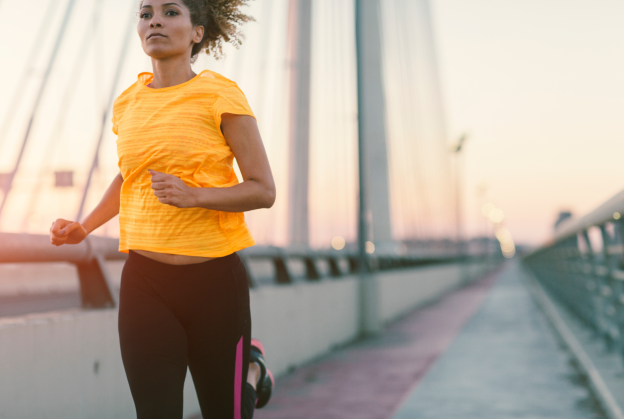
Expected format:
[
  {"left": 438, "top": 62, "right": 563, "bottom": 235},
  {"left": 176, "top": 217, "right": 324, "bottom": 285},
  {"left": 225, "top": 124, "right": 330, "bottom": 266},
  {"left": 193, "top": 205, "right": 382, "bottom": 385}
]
[{"left": 250, "top": 338, "right": 274, "bottom": 408}]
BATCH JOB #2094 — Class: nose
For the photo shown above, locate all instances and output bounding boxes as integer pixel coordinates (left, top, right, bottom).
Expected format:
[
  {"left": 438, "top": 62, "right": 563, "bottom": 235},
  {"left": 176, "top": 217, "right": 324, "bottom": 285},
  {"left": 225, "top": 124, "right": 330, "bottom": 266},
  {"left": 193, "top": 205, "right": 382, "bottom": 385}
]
[{"left": 150, "top": 21, "right": 163, "bottom": 28}]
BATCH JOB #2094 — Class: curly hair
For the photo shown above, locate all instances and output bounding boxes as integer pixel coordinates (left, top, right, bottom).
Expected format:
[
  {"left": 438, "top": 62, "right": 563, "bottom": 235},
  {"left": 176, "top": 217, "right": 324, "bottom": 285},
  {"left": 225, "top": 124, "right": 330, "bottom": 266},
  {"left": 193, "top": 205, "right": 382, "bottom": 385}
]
[{"left": 140, "top": 0, "right": 254, "bottom": 60}]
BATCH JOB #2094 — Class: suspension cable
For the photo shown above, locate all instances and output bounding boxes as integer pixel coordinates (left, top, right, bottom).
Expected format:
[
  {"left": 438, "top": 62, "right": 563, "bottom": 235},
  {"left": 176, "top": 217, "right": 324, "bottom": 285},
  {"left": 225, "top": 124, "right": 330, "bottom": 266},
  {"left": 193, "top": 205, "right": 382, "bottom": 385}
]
[
  {"left": 22, "top": 0, "right": 104, "bottom": 231},
  {"left": 0, "top": 0, "right": 57, "bottom": 151},
  {"left": 76, "top": 4, "right": 135, "bottom": 221},
  {"left": 0, "top": 0, "right": 78, "bottom": 220}
]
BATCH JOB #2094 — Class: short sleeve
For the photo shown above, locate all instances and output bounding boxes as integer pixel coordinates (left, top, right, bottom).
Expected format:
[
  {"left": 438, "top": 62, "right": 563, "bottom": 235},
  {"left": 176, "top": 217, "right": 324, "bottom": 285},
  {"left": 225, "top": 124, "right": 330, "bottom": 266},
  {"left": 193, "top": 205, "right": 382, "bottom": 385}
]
[{"left": 212, "top": 85, "right": 256, "bottom": 136}]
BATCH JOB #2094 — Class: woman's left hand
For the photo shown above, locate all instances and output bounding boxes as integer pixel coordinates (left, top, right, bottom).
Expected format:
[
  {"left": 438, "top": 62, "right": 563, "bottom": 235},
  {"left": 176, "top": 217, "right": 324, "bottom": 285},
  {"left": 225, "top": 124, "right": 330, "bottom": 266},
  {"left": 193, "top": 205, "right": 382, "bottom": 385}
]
[{"left": 149, "top": 169, "right": 197, "bottom": 208}]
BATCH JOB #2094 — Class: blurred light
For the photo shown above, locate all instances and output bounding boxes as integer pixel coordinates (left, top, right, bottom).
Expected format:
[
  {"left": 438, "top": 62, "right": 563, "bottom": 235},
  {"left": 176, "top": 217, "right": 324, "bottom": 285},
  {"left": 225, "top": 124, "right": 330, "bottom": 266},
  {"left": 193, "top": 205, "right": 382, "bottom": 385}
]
[
  {"left": 489, "top": 208, "right": 504, "bottom": 224},
  {"left": 481, "top": 202, "right": 495, "bottom": 217},
  {"left": 614, "top": 212, "right": 621, "bottom": 220},
  {"left": 495, "top": 227, "right": 511, "bottom": 241},
  {"left": 495, "top": 226, "right": 515, "bottom": 258},
  {"left": 365, "top": 241, "right": 375, "bottom": 254},
  {"left": 502, "top": 250, "right": 516, "bottom": 258},
  {"left": 331, "top": 236, "right": 346, "bottom": 250}
]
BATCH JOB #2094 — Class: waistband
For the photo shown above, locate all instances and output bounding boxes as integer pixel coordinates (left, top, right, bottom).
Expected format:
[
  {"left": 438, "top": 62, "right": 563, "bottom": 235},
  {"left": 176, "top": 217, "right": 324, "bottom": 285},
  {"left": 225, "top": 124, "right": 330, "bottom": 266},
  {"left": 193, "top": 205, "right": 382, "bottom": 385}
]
[{"left": 126, "top": 250, "right": 241, "bottom": 280}]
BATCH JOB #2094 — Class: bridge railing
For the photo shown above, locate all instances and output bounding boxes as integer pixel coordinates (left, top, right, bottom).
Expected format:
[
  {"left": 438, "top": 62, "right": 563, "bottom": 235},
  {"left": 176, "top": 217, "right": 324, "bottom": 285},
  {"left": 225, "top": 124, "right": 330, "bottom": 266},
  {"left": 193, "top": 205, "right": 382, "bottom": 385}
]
[
  {"left": 0, "top": 233, "right": 472, "bottom": 310},
  {"left": 0, "top": 233, "right": 121, "bottom": 309},
  {"left": 523, "top": 189, "right": 624, "bottom": 359}
]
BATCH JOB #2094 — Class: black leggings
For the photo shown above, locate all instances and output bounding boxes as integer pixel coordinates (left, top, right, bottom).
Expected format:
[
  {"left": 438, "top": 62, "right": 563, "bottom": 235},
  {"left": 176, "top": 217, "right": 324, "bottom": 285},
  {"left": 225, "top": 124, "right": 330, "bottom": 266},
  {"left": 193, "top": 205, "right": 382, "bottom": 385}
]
[{"left": 118, "top": 250, "right": 255, "bottom": 419}]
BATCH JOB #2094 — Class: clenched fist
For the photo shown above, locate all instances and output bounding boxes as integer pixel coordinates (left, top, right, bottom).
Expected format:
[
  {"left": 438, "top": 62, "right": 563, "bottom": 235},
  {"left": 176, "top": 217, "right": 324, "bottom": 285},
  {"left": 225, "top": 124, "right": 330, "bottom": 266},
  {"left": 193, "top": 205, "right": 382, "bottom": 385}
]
[
  {"left": 49, "top": 219, "right": 88, "bottom": 246},
  {"left": 149, "top": 169, "right": 198, "bottom": 208}
]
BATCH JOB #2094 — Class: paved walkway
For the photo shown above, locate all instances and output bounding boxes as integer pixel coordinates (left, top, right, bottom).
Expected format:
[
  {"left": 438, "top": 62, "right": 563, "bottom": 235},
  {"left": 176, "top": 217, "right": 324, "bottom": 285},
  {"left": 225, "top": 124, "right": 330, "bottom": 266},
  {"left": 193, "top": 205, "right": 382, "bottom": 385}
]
[
  {"left": 255, "top": 262, "right": 605, "bottom": 419},
  {"left": 393, "top": 261, "right": 604, "bottom": 419},
  {"left": 254, "top": 267, "right": 498, "bottom": 419}
]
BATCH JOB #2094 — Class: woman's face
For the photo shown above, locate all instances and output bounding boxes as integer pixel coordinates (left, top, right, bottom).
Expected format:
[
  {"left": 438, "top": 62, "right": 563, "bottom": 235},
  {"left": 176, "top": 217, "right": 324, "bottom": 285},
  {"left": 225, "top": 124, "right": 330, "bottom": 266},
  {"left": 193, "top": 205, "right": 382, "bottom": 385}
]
[{"left": 138, "top": 0, "right": 204, "bottom": 60}]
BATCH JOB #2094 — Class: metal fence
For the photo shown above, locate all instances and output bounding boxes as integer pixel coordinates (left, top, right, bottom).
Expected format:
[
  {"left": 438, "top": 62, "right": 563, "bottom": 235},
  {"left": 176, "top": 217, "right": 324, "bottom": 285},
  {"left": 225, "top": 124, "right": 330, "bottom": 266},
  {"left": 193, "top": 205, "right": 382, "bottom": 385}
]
[
  {"left": 0, "top": 233, "right": 470, "bottom": 310},
  {"left": 523, "top": 189, "right": 624, "bottom": 357}
]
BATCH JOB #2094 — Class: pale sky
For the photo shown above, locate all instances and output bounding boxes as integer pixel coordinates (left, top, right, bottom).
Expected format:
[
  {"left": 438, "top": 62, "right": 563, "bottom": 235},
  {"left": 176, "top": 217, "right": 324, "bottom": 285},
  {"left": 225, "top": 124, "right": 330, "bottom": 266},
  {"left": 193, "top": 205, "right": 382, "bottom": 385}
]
[
  {"left": 431, "top": 0, "right": 624, "bottom": 245},
  {"left": 0, "top": 0, "right": 623, "bottom": 247}
]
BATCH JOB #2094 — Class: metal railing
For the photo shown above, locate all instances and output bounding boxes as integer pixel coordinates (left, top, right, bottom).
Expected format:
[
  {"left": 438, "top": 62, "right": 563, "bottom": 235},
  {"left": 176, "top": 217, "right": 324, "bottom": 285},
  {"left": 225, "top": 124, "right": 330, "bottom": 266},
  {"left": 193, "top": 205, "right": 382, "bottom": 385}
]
[
  {"left": 0, "top": 233, "right": 466, "bottom": 310},
  {"left": 523, "top": 189, "right": 624, "bottom": 358}
]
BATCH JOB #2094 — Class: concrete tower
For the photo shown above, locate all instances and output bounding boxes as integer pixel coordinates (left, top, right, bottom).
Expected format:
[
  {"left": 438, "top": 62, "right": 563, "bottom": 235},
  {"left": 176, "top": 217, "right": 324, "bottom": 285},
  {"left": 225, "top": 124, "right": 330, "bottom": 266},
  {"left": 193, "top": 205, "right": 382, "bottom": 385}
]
[
  {"left": 286, "top": 0, "right": 313, "bottom": 248},
  {"left": 356, "top": 0, "right": 393, "bottom": 248}
]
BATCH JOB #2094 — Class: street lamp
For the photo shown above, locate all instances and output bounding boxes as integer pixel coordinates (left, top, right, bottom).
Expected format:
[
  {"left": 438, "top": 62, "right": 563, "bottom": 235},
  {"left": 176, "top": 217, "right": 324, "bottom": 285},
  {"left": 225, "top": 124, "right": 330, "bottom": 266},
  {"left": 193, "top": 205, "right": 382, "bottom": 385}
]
[{"left": 450, "top": 133, "right": 468, "bottom": 258}]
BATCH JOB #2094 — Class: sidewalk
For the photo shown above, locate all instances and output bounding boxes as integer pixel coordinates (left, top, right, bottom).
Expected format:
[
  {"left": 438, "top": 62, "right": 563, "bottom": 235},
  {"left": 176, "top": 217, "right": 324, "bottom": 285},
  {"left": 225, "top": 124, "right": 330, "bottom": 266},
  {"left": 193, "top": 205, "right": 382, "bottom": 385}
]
[
  {"left": 254, "top": 267, "right": 498, "bottom": 419},
  {"left": 255, "top": 262, "right": 605, "bottom": 419},
  {"left": 393, "top": 261, "right": 604, "bottom": 419}
]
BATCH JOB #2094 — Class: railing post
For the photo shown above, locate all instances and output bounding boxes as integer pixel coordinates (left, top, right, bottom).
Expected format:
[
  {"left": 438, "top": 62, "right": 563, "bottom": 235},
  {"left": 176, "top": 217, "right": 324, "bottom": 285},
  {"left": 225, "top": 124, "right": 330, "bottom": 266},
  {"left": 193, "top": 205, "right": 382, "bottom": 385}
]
[
  {"left": 615, "top": 220, "right": 624, "bottom": 363},
  {"left": 348, "top": 256, "right": 359, "bottom": 274},
  {"left": 583, "top": 229, "right": 607, "bottom": 339},
  {"left": 303, "top": 257, "right": 321, "bottom": 281},
  {"left": 273, "top": 256, "right": 292, "bottom": 284},
  {"left": 75, "top": 255, "right": 116, "bottom": 309},
  {"left": 327, "top": 257, "right": 342, "bottom": 278},
  {"left": 567, "top": 234, "right": 593, "bottom": 324},
  {"left": 600, "top": 224, "right": 619, "bottom": 351}
]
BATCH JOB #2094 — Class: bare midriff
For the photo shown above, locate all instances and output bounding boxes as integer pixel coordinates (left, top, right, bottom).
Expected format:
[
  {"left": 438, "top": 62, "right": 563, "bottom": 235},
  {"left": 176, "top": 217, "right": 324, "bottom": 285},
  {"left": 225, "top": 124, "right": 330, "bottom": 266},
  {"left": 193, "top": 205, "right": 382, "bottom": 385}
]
[{"left": 132, "top": 249, "right": 215, "bottom": 265}]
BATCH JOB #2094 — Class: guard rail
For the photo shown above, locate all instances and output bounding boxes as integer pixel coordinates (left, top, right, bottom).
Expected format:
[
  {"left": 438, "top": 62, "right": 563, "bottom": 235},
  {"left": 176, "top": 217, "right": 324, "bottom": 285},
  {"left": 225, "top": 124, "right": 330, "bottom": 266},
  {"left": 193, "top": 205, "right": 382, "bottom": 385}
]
[
  {"left": 524, "top": 189, "right": 624, "bottom": 360},
  {"left": 0, "top": 233, "right": 462, "bottom": 309}
]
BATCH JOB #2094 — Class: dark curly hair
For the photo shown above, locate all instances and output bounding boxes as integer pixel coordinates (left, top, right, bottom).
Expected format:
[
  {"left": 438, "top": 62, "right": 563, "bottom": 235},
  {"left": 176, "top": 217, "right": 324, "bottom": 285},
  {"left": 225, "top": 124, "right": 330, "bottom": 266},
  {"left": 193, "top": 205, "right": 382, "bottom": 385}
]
[{"left": 140, "top": 0, "right": 254, "bottom": 61}]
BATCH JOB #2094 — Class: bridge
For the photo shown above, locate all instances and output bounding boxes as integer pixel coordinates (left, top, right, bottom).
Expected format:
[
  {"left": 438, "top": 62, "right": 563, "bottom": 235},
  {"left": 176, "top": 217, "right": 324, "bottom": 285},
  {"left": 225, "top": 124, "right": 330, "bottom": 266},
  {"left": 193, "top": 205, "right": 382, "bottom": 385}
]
[{"left": 1, "top": 0, "right": 623, "bottom": 418}]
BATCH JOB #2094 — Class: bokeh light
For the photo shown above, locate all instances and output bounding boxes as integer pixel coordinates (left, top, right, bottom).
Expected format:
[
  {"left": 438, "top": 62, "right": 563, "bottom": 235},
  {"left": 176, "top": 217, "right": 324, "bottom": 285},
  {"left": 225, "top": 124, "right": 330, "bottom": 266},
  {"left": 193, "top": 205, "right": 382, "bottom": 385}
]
[
  {"left": 489, "top": 208, "right": 505, "bottom": 224},
  {"left": 331, "top": 236, "right": 346, "bottom": 250},
  {"left": 495, "top": 226, "right": 516, "bottom": 258}
]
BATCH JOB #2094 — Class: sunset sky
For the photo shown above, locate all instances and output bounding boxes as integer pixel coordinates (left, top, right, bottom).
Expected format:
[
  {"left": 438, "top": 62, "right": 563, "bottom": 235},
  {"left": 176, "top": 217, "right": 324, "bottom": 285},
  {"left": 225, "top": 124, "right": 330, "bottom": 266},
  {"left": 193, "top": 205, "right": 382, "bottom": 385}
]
[
  {"left": 0, "top": 0, "right": 623, "bottom": 247},
  {"left": 432, "top": 0, "right": 624, "bottom": 245}
]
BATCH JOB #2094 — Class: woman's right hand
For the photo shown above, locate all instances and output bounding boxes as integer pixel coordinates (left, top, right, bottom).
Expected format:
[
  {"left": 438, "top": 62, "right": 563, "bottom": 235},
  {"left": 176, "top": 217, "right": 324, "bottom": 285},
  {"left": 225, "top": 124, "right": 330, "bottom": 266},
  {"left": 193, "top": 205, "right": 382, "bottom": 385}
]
[{"left": 49, "top": 219, "right": 88, "bottom": 246}]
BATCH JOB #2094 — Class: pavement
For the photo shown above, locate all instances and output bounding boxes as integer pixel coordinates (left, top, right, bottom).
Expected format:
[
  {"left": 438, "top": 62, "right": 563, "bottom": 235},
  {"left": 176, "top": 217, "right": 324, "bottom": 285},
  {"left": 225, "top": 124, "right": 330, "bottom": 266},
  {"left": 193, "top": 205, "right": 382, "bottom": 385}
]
[{"left": 253, "top": 261, "right": 606, "bottom": 419}]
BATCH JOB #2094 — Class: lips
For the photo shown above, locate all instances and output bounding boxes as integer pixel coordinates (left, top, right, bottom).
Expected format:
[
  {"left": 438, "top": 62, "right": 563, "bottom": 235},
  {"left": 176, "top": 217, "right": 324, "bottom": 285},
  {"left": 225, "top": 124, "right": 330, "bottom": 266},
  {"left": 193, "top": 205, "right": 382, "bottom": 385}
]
[{"left": 147, "top": 33, "right": 166, "bottom": 40}]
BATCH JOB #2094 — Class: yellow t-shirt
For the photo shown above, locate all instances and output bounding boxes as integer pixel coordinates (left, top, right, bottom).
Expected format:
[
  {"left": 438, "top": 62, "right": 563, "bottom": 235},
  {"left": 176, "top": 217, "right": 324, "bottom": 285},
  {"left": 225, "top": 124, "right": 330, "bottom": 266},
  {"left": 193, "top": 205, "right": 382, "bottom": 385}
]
[{"left": 112, "top": 70, "right": 256, "bottom": 257}]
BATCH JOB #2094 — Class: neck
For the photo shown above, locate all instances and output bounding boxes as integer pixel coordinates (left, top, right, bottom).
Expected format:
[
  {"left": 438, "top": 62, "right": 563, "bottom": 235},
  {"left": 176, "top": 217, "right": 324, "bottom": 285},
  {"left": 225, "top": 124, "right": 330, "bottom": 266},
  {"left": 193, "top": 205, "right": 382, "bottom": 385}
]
[{"left": 150, "top": 54, "right": 196, "bottom": 89}]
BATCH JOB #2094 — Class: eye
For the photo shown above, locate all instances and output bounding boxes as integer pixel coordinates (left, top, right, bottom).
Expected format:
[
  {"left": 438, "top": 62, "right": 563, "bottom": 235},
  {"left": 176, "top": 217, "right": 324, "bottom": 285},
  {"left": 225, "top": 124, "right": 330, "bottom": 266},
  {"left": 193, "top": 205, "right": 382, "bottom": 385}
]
[
  {"left": 140, "top": 12, "right": 151, "bottom": 19},
  {"left": 165, "top": 9, "right": 179, "bottom": 16}
]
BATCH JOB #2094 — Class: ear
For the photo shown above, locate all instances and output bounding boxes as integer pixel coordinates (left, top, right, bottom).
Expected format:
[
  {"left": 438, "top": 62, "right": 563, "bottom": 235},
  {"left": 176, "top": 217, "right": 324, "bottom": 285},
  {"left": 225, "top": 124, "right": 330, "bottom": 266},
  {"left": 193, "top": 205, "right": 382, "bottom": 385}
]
[{"left": 193, "top": 25, "right": 204, "bottom": 44}]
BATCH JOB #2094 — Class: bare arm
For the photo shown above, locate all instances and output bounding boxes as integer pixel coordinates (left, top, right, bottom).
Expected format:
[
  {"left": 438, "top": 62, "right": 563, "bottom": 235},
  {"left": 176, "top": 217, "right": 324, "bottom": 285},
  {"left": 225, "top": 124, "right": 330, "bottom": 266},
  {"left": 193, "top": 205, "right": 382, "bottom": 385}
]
[
  {"left": 82, "top": 173, "right": 123, "bottom": 233},
  {"left": 149, "top": 114, "right": 276, "bottom": 212},
  {"left": 49, "top": 173, "right": 123, "bottom": 245}
]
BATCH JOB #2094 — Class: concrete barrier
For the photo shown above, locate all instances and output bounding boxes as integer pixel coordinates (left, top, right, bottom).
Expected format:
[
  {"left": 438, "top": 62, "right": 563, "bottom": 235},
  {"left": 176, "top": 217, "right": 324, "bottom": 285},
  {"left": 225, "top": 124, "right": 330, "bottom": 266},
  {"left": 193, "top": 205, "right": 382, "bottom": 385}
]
[
  {"left": 378, "top": 261, "right": 492, "bottom": 324},
  {"left": 0, "top": 262, "right": 490, "bottom": 418},
  {"left": 378, "top": 263, "right": 462, "bottom": 323}
]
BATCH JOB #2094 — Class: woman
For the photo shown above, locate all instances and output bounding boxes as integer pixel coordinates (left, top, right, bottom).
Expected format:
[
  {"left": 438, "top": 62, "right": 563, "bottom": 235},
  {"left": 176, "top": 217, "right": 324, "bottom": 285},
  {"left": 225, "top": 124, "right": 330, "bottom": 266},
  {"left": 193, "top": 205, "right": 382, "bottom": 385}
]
[{"left": 49, "top": 0, "right": 275, "bottom": 417}]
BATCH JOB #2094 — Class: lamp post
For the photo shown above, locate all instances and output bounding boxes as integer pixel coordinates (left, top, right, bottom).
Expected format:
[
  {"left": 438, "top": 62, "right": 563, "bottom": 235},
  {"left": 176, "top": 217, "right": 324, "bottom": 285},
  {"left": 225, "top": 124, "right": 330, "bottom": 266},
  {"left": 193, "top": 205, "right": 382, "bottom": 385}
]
[
  {"left": 451, "top": 134, "right": 468, "bottom": 273},
  {"left": 476, "top": 183, "right": 487, "bottom": 263}
]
